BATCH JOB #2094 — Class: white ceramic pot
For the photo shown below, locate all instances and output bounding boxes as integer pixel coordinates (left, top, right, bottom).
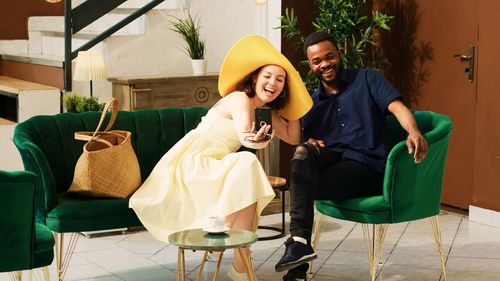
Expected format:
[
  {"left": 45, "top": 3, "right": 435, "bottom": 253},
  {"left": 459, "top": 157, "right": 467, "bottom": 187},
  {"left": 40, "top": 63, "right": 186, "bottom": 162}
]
[{"left": 191, "top": 59, "right": 206, "bottom": 76}]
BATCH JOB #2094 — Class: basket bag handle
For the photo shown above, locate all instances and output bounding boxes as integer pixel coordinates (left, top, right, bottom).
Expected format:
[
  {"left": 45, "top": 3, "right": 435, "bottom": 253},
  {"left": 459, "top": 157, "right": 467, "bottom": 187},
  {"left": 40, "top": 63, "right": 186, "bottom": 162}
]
[{"left": 74, "top": 98, "right": 124, "bottom": 146}]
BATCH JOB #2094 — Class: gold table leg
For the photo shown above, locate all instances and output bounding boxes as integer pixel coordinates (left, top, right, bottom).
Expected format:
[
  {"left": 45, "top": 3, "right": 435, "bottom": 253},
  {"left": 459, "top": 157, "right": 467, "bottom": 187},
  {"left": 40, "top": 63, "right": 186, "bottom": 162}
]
[{"left": 212, "top": 251, "right": 225, "bottom": 281}]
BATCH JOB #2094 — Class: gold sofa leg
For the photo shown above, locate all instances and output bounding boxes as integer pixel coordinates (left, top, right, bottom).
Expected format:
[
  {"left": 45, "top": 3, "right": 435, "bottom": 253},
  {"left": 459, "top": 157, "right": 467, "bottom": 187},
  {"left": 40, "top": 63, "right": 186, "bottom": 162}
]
[
  {"left": 428, "top": 216, "right": 447, "bottom": 281},
  {"left": 362, "top": 224, "right": 388, "bottom": 281},
  {"left": 54, "top": 232, "right": 80, "bottom": 281}
]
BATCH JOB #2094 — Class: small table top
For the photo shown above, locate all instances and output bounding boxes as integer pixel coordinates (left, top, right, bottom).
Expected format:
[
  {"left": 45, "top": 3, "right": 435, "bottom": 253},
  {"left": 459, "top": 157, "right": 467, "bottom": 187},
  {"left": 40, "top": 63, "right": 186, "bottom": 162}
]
[
  {"left": 168, "top": 229, "right": 258, "bottom": 251},
  {"left": 267, "top": 176, "right": 287, "bottom": 189}
]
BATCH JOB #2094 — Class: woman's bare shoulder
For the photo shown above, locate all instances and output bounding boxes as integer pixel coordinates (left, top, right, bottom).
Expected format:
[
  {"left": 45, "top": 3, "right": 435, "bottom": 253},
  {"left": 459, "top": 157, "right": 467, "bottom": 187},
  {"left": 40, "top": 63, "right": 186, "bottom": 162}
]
[
  {"left": 213, "top": 91, "right": 250, "bottom": 119},
  {"left": 222, "top": 91, "right": 251, "bottom": 107}
]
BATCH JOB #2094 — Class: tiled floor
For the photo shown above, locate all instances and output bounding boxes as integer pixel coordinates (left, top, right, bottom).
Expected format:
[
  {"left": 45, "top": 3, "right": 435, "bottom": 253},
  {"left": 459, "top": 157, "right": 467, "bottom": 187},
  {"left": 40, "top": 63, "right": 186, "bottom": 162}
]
[{"left": 2, "top": 209, "right": 500, "bottom": 281}]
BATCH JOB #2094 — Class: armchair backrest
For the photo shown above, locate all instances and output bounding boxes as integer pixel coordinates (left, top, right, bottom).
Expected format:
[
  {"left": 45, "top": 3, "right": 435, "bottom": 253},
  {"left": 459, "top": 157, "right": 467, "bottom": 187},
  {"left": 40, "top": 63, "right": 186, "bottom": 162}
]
[
  {"left": 13, "top": 107, "right": 209, "bottom": 216},
  {"left": 384, "top": 111, "right": 453, "bottom": 222}
]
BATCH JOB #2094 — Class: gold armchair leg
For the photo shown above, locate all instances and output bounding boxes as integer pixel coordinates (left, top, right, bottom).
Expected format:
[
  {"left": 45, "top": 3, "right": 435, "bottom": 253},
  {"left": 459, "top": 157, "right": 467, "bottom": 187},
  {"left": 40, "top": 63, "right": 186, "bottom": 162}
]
[
  {"left": 362, "top": 224, "right": 388, "bottom": 281},
  {"left": 428, "top": 216, "right": 447, "bottom": 281},
  {"left": 9, "top": 271, "right": 22, "bottom": 281},
  {"left": 308, "top": 211, "right": 328, "bottom": 278},
  {"left": 53, "top": 232, "right": 80, "bottom": 281}
]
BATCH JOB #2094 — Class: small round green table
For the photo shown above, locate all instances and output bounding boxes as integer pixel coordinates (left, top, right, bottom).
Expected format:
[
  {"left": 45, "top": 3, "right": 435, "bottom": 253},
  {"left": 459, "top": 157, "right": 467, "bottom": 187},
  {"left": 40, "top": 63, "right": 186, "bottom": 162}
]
[{"left": 168, "top": 228, "right": 258, "bottom": 281}]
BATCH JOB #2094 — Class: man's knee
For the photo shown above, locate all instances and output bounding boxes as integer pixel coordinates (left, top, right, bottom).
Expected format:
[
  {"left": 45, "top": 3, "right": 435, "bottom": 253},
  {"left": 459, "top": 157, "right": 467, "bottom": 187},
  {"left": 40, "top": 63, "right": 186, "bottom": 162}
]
[{"left": 292, "top": 144, "right": 316, "bottom": 161}]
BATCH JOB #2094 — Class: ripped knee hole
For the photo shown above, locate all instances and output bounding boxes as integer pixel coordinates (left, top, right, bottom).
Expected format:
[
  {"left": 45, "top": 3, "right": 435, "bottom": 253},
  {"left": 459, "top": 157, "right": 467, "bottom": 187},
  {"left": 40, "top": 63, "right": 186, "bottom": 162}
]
[{"left": 292, "top": 146, "right": 308, "bottom": 161}]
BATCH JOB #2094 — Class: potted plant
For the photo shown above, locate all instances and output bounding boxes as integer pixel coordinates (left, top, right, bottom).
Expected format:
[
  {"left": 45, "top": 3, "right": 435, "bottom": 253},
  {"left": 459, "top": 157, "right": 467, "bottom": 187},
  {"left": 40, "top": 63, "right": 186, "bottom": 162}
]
[
  {"left": 169, "top": 12, "right": 206, "bottom": 75},
  {"left": 63, "top": 92, "right": 105, "bottom": 113},
  {"left": 279, "top": 0, "right": 393, "bottom": 93}
]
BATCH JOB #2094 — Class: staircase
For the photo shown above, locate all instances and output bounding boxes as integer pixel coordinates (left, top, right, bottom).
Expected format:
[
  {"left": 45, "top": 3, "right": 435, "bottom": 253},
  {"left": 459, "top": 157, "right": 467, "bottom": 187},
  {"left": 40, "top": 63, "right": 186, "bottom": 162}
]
[{"left": 0, "top": 0, "right": 188, "bottom": 170}]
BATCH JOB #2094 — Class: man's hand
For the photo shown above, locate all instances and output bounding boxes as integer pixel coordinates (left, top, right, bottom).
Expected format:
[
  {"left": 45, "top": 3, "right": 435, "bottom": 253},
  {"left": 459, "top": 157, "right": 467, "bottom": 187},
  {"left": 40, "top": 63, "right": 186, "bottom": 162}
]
[
  {"left": 406, "top": 131, "right": 428, "bottom": 163},
  {"left": 306, "top": 138, "right": 325, "bottom": 148}
]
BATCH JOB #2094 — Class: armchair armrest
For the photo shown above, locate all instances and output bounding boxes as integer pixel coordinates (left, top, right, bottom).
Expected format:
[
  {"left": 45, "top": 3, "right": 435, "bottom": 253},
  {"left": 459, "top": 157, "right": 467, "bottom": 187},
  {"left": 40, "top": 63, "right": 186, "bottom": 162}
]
[
  {"left": 383, "top": 112, "right": 452, "bottom": 223},
  {"left": 0, "top": 170, "right": 38, "bottom": 271}
]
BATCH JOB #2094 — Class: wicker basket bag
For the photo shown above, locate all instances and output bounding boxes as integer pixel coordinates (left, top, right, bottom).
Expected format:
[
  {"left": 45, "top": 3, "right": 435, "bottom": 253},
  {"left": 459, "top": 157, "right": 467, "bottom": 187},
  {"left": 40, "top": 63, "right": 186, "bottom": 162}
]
[{"left": 68, "top": 98, "right": 142, "bottom": 198}]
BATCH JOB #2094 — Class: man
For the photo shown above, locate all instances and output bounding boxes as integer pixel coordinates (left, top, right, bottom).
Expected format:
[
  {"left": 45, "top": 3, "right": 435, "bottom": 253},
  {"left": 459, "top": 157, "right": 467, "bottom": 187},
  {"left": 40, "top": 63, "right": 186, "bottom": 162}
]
[{"left": 275, "top": 31, "right": 428, "bottom": 280}]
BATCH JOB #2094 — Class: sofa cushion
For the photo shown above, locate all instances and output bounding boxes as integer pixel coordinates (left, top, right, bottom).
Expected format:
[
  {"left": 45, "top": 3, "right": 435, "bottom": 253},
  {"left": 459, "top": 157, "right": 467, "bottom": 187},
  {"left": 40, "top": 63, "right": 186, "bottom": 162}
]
[{"left": 46, "top": 192, "right": 141, "bottom": 232}]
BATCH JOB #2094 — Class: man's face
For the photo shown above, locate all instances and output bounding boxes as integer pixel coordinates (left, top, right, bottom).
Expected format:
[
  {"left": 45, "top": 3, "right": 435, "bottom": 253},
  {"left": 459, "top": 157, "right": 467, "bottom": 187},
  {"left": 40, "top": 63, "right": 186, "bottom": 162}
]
[{"left": 306, "top": 40, "right": 342, "bottom": 86}]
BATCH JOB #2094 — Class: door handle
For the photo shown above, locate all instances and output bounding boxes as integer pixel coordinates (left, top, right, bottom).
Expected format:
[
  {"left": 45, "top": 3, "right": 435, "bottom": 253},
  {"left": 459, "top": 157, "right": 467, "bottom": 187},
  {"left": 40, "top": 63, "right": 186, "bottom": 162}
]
[
  {"left": 453, "top": 44, "right": 475, "bottom": 83},
  {"left": 453, "top": 54, "right": 472, "bottom": 62}
]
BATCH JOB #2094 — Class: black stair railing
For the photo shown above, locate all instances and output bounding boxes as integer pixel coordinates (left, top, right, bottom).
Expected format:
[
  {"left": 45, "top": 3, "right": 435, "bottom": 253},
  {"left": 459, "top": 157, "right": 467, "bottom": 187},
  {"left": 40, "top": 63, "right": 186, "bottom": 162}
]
[{"left": 64, "top": 0, "right": 165, "bottom": 91}]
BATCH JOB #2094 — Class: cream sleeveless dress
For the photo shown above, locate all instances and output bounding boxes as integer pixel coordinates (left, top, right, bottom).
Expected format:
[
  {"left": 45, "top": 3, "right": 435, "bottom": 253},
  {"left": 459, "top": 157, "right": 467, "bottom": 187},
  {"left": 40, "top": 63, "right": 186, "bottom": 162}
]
[{"left": 129, "top": 108, "right": 275, "bottom": 242}]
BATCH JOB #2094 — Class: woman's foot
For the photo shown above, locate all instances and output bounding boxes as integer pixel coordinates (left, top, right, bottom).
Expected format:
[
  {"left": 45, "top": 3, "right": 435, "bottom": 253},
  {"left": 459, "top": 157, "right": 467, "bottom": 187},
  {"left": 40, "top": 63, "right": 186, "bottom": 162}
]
[{"left": 227, "top": 263, "right": 256, "bottom": 281}]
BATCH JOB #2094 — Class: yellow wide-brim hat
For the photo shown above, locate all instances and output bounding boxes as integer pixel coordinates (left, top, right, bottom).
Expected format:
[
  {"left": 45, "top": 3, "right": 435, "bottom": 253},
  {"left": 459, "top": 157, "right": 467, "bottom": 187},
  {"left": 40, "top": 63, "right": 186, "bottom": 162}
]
[{"left": 218, "top": 35, "right": 312, "bottom": 120}]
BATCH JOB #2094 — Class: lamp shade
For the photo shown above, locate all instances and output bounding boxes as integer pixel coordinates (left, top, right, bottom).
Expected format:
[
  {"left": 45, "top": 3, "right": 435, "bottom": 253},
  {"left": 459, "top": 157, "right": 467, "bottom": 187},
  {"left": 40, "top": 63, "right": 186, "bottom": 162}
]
[
  {"left": 253, "top": 0, "right": 267, "bottom": 5},
  {"left": 73, "top": 51, "right": 107, "bottom": 81}
]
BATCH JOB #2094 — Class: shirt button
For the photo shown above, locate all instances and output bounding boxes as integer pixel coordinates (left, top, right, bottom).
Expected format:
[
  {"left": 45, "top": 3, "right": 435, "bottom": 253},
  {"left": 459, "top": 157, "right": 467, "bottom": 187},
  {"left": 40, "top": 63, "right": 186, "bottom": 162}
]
[
  {"left": 338, "top": 108, "right": 341, "bottom": 112},
  {"left": 341, "top": 123, "right": 345, "bottom": 127}
]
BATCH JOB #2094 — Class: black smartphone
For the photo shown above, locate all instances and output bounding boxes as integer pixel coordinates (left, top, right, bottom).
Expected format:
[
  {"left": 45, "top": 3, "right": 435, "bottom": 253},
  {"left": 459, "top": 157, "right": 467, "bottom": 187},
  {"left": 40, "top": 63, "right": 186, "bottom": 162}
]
[{"left": 255, "top": 106, "right": 272, "bottom": 132}]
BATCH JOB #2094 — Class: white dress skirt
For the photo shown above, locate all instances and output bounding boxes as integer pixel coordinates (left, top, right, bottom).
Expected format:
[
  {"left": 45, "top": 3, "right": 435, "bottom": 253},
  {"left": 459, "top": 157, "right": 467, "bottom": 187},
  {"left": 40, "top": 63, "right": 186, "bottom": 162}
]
[{"left": 129, "top": 109, "right": 275, "bottom": 242}]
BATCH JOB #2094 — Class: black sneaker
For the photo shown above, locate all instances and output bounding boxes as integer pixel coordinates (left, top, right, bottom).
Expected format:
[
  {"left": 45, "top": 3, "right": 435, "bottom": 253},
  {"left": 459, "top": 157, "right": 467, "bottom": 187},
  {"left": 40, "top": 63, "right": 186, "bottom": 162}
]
[
  {"left": 282, "top": 263, "right": 309, "bottom": 281},
  {"left": 275, "top": 237, "right": 317, "bottom": 272}
]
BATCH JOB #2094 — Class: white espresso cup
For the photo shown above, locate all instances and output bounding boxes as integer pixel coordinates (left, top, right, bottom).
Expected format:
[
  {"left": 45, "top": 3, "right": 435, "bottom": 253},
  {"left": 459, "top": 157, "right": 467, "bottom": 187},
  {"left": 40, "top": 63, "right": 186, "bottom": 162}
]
[{"left": 206, "top": 216, "right": 225, "bottom": 232}]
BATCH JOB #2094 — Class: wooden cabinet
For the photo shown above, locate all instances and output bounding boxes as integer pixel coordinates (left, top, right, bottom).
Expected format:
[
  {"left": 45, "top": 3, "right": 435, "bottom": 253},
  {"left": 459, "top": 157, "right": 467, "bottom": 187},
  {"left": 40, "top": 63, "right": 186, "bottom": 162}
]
[{"left": 108, "top": 74, "right": 220, "bottom": 111}]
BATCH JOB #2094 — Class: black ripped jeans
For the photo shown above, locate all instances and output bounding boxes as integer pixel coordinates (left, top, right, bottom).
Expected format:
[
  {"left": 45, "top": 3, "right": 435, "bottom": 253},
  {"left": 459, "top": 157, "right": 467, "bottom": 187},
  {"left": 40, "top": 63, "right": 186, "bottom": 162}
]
[{"left": 289, "top": 144, "right": 383, "bottom": 243}]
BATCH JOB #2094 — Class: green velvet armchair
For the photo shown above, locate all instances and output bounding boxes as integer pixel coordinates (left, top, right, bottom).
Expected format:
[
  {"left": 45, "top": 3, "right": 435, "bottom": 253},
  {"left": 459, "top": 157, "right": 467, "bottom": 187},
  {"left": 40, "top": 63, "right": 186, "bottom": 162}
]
[
  {"left": 13, "top": 107, "right": 209, "bottom": 281},
  {"left": 313, "top": 111, "right": 453, "bottom": 281},
  {"left": 0, "top": 170, "right": 54, "bottom": 281}
]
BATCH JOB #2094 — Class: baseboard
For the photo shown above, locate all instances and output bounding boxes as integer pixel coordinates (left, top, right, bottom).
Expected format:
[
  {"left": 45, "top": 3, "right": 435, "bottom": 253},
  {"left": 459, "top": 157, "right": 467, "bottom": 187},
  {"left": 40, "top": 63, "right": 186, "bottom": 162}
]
[{"left": 469, "top": 205, "right": 500, "bottom": 227}]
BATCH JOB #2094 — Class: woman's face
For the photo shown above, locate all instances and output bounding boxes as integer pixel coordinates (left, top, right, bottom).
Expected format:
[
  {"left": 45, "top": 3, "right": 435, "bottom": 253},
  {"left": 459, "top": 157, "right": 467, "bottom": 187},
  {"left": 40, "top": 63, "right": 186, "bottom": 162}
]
[{"left": 253, "top": 65, "right": 286, "bottom": 105}]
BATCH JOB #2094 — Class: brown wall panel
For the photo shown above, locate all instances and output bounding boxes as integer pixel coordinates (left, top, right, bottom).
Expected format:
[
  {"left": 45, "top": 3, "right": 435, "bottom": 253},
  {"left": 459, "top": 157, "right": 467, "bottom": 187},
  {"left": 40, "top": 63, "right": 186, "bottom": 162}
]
[{"left": 0, "top": 0, "right": 63, "bottom": 40}]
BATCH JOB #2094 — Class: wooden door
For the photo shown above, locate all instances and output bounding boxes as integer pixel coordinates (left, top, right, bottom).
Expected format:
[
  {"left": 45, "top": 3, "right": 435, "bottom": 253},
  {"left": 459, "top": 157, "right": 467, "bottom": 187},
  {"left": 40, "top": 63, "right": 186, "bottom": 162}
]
[
  {"left": 400, "top": 0, "right": 478, "bottom": 208},
  {"left": 471, "top": 1, "right": 500, "bottom": 211}
]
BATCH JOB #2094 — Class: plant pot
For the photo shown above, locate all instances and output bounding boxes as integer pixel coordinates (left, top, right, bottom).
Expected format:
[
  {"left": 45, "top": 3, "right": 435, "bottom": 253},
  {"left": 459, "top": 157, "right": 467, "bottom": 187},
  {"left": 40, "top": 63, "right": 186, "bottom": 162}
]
[{"left": 191, "top": 59, "right": 206, "bottom": 76}]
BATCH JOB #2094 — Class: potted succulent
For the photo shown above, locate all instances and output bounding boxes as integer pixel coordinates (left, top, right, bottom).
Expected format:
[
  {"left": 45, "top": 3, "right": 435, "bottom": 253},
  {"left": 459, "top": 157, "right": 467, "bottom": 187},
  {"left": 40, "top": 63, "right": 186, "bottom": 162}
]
[{"left": 169, "top": 12, "right": 206, "bottom": 75}]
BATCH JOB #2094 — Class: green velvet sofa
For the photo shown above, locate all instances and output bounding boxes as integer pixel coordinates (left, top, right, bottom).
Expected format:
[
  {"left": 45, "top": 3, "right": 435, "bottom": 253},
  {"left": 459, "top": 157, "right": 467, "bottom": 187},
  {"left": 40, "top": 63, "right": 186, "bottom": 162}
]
[{"left": 13, "top": 106, "right": 210, "bottom": 281}]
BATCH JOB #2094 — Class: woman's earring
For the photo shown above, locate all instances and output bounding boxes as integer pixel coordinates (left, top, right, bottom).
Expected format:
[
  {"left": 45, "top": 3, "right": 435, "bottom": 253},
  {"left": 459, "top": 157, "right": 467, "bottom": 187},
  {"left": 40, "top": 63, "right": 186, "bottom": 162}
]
[{"left": 279, "top": 90, "right": 287, "bottom": 98}]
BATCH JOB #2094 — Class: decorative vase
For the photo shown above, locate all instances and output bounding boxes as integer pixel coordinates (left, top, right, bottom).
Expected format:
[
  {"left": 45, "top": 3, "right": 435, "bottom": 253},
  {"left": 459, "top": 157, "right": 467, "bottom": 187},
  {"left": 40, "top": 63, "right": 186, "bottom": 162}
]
[{"left": 191, "top": 59, "right": 206, "bottom": 76}]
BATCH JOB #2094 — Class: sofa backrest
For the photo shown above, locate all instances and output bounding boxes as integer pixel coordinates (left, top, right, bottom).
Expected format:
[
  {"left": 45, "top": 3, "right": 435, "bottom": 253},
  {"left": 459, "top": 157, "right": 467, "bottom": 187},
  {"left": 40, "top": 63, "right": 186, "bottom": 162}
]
[{"left": 13, "top": 107, "right": 209, "bottom": 195}]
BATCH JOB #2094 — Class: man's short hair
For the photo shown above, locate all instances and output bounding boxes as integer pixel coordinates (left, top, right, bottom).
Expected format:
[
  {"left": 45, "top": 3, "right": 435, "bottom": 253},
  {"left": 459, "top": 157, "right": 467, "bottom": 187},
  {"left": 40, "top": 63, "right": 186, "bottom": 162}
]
[{"left": 303, "top": 31, "right": 339, "bottom": 56}]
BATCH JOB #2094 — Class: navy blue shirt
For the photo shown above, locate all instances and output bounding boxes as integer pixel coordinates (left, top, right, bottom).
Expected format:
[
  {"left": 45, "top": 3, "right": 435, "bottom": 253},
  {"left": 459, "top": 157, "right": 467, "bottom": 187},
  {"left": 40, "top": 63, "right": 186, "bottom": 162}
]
[{"left": 302, "top": 69, "right": 402, "bottom": 173}]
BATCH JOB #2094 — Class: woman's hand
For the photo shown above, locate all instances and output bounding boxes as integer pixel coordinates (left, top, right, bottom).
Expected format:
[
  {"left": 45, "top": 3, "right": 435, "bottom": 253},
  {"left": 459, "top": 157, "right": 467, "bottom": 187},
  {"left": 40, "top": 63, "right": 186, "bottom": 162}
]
[{"left": 244, "top": 122, "right": 273, "bottom": 143}]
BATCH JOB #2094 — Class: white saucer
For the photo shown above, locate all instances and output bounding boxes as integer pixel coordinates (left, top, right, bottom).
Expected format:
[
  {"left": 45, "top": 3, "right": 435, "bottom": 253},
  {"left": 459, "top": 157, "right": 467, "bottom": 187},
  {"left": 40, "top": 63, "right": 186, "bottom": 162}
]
[{"left": 203, "top": 226, "right": 230, "bottom": 234}]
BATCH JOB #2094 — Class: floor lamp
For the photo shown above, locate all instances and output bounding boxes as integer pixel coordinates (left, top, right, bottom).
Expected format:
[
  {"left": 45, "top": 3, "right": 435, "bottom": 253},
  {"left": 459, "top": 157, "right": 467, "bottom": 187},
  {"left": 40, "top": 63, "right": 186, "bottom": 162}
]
[{"left": 73, "top": 51, "right": 107, "bottom": 98}]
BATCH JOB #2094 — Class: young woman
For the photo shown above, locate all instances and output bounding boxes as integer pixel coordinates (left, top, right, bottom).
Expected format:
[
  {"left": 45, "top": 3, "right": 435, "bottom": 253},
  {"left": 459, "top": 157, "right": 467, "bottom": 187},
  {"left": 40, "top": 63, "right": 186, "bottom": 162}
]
[{"left": 129, "top": 35, "right": 312, "bottom": 280}]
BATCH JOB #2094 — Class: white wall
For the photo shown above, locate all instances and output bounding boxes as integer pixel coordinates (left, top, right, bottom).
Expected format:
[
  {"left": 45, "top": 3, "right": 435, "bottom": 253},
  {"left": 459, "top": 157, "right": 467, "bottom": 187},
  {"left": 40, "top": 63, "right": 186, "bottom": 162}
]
[{"left": 105, "top": 0, "right": 281, "bottom": 78}]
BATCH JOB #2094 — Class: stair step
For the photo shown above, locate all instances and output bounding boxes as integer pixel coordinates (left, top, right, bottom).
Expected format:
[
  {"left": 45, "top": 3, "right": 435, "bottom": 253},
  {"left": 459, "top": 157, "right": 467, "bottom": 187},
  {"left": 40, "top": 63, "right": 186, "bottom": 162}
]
[
  {"left": 0, "top": 40, "right": 28, "bottom": 55},
  {"left": 0, "top": 117, "right": 16, "bottom": 125},
  {"left": 0, "top": 76, "right": 61, "bottom": 123},
  {"left": 2, "top": 54, "right": 63, "bottom": 68},
  {"left": 29, "top": 14, "right": 147, "bottom": 37}
]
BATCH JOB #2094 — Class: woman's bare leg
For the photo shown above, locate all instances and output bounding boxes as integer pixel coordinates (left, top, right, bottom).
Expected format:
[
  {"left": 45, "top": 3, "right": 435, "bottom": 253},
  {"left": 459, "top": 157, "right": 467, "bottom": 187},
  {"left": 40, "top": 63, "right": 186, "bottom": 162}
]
[{"left": 226, "top": 203, "right": 257, "bottom": 273}]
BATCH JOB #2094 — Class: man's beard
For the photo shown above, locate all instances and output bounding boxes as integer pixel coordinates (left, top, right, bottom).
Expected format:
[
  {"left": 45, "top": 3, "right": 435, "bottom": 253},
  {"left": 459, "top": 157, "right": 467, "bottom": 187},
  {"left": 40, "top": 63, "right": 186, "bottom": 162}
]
[{"left": 316, "top": 62, "right": 343, "bottom": 88}]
